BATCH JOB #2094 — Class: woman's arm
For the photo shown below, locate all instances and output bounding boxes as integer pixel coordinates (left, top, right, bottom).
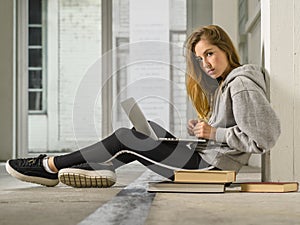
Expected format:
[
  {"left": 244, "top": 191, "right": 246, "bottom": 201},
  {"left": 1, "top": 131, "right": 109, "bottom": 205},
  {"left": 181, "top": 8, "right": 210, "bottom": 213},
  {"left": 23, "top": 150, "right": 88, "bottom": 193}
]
[{"left": 215, "top": 90, "right": 281, "bottom": 153}]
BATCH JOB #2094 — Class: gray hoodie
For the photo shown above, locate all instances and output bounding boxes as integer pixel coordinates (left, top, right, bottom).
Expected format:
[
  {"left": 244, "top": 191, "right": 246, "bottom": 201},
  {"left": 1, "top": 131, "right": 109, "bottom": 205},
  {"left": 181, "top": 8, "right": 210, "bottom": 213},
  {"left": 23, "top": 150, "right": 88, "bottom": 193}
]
[{"left": 199, "top": 64, "right": 281, "bottom": 172}]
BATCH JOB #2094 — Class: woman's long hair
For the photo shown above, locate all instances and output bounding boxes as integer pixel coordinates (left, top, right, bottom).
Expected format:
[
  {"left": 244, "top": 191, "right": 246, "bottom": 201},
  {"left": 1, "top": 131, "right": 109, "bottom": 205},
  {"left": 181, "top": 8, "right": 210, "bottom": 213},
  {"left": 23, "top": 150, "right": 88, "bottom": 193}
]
[{"left": 185, "top": 25, "right": 241, "bottom": 120}]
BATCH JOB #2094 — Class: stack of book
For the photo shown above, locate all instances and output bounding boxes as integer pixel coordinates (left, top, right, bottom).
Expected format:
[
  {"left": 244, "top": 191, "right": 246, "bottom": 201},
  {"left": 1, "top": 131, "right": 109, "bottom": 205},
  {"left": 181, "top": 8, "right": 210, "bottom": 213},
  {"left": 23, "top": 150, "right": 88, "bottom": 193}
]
[
  {"left": 147, "top": 170, "right": 299, "bottom": 193},
  {"left": 148, "top": 170, "right": 236, "bottom": 193}
]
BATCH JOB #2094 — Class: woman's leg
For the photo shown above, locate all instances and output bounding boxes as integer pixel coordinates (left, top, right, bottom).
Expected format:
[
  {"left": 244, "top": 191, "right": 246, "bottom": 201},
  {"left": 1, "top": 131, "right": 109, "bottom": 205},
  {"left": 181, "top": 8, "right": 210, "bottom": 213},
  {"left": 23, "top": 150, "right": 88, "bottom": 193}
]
[
  {"left": 5, "top": 121, "right": 209, "bottom": 186},
  {"left": 54, "top": 122, "right": 203, "bottom": 179}
]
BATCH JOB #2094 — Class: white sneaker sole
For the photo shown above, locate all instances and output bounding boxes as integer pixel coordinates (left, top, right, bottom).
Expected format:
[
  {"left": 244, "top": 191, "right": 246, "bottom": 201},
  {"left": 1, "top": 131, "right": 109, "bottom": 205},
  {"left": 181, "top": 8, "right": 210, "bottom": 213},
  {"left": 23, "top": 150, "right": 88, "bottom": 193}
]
[
  {"left": 58, "top": 168, "right": 116, "bottom": 188},
  {"left": 5, "top": 160, "right": 59, "bottom": 187}
]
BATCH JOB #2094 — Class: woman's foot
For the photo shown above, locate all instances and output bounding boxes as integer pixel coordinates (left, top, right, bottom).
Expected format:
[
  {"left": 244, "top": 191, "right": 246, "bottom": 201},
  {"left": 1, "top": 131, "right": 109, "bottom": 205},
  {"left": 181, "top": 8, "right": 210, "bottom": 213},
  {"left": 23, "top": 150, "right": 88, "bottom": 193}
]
[
  {"left": 58, "top": 162, "right": 116, "bottom": 188},
  {"left": 6, "top": 154, "right": 59, "bottom": 187}
]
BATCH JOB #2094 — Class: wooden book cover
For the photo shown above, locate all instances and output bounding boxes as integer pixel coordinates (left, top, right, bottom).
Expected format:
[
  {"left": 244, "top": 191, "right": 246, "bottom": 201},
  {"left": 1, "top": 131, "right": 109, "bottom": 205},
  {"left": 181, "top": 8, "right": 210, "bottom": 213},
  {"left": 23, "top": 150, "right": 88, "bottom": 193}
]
[
  {"left": 174, "top": 170, "right": 236, "bottom": 183},
  {"left": 240, "top": 182, "right": 299, "bottom": 193},
  {"left": 148, "top": 181, "right": 225, "bottom": 193}
]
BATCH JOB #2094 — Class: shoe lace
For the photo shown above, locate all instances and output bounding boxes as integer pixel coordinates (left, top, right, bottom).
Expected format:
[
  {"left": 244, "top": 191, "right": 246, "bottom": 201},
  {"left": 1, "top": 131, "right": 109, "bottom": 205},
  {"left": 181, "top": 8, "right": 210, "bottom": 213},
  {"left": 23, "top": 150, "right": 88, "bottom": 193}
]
[{"left": 21, "top": 154, "right": 46, "bottom": 167}]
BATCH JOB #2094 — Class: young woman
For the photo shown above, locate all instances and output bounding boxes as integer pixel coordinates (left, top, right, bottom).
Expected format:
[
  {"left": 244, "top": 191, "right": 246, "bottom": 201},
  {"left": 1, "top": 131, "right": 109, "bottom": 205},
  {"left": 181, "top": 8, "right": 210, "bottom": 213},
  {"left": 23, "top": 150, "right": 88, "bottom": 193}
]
[{"left": 6, "top": 25, "right": 280, "bottom": 188}]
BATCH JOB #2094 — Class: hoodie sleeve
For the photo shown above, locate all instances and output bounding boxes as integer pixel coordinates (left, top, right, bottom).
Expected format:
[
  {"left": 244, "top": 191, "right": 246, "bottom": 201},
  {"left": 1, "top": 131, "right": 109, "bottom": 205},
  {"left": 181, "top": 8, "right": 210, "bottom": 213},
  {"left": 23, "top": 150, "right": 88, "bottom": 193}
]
[{"left": 215, "top": 88, "right": 281, "bottom": 154}]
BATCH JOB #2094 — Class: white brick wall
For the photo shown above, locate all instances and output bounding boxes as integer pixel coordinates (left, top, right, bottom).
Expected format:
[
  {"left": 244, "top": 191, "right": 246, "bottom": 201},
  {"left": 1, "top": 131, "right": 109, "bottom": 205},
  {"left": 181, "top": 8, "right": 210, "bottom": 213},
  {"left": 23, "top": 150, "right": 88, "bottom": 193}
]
[
  {"left": 113, "top": 0, "right": 129, "bottom": 38},
  {"left": 170, "top": 32, "right": 188, "bottom": 136},
  {"left": 170, "top": 0, "right": 187, "bottom": 31},
  {"left": 112, "top": 0, "right": 188, "bottom": 136},
  {"left": 59, "top": 0, "right": 102, "bottom": 143}
]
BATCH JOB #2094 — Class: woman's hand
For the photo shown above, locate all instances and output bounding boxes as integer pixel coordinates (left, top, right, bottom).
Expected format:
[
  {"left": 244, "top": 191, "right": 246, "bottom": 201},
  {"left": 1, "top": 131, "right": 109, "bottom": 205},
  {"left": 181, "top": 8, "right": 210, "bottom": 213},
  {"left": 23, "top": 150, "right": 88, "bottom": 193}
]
[
  {"left": 193, "top": 121, "right": 216, "bottom": 140},
  {"left": 187, "top": 119, "right": 198, "bottom": 136}
]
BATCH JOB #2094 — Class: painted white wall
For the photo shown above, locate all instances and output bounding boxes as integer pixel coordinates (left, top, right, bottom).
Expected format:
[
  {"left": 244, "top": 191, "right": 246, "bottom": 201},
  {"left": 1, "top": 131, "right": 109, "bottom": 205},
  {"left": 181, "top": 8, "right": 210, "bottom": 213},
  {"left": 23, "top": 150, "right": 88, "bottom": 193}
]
[
  {"left": 212, "top": 0, "right": 239, "bottom": 48},
  {"left": 295, "top": 0, "right": 300, "bottom": 182},
  {"left": 28, "top": 116, "right": 47, "bottom": 151},
  {"left": 261, "top": 0, "right": 300, "bottom": 182},
  {"left": 47, "top": 0, "right": 59, "bottom": 151}
]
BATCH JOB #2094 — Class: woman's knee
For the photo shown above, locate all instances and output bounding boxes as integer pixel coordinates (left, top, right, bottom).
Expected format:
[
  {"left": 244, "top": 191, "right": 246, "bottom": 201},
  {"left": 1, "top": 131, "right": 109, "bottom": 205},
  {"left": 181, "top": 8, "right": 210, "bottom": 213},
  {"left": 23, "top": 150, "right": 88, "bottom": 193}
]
[
  {"left": 115, "top": 127, "right": 132, "bottom": 137},
  {"left": 115, "top": 127, "right": 149, "bottom": 140}
]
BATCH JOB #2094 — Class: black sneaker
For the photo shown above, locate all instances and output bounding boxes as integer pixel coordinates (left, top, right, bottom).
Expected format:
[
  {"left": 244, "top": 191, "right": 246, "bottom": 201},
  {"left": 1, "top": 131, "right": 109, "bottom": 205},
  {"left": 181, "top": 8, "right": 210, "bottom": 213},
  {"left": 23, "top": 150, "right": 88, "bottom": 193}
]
[
  {"left": 58, "top": 162, "right": 116, "bottom": 188},
  {"left": 6, "top": 154, "right": 59, "bottom": 187}
]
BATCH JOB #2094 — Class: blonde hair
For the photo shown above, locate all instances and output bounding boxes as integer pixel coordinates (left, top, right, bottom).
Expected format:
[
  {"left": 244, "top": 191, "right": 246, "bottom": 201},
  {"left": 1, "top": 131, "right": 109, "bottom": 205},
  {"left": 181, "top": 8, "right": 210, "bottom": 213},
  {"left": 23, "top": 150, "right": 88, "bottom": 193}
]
[{"left": 185, "top": 25, "right": 241, "bottom": 120}]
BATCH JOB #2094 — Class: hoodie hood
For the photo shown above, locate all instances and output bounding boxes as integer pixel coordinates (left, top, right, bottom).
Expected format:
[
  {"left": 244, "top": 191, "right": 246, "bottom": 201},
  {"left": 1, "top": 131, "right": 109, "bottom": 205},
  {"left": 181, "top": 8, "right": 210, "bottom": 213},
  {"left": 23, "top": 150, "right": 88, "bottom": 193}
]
[{"left": 223, "top": 64, "right": 267, "bottom": 94}]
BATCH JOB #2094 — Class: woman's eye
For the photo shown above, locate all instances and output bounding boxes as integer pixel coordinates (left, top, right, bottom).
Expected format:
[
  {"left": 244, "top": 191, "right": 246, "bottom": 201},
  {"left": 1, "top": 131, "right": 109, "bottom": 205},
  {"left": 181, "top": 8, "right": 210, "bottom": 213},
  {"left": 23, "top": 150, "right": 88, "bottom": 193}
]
[{"left": 207, "top": 52, "right": 213, "bottom": 57}]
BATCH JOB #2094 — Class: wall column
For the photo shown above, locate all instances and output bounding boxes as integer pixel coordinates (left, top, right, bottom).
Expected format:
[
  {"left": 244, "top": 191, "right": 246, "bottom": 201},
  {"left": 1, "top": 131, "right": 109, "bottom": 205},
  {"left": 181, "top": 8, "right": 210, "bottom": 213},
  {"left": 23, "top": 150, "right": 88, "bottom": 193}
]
[
  {"left": 261, "top": 0, "right": 300, "bottom": 182},
  {"left": 0, "top": 0, "right": 15, "bottom": 160},
  {"left": 101, "top": 0, "right": 113, "bottom": 136}
]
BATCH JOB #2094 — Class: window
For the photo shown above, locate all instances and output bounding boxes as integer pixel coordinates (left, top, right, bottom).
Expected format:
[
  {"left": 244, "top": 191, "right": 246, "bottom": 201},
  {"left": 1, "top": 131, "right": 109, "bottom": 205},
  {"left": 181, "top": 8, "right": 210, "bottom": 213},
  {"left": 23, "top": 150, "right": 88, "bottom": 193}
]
[{"left": 28, "top": 0, "right": 46, "bottom": 113}]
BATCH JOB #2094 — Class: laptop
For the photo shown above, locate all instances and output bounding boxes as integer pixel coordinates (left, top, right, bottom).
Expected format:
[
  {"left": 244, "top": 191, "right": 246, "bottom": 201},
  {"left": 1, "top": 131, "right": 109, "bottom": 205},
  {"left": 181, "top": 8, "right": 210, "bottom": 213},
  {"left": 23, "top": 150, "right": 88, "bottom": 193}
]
[{"left": 120, "top": 97, "right": 207, "bottom": 143}]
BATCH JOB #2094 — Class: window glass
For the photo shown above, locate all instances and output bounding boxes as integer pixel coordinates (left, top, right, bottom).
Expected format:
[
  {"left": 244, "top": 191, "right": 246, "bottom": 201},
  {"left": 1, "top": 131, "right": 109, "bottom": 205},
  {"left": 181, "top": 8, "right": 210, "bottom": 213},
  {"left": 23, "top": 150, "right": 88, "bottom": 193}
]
[
  {"left": 29, "top": 70, "right": 43, "bottom": 89},
  {"left": 29, "top": 91, "right": 43, "bottom": 111},
  {"left": 29, "top": 27, "right": 42, "bottom": 45},
  {"left": 28, "top": 48, "right": 42, "bottom": 67},
  {"left": 29, "top": 0, "right": 42, "bottom": 24}
]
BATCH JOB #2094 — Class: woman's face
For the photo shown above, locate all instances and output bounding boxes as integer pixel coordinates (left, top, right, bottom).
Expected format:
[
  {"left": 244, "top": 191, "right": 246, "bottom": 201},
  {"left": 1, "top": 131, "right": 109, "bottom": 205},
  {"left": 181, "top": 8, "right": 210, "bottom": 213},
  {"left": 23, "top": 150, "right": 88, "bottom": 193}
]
[{"left": 194, "top": 38, "right": 230, "bottom": 79}]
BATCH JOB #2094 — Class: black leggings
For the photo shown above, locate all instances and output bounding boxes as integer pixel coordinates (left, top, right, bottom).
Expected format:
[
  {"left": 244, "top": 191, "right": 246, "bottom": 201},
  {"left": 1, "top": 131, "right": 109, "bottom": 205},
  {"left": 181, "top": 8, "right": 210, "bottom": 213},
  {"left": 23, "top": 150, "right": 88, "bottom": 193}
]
[{"left": 54, "top": 121, "right": 211, "bottom": 179}]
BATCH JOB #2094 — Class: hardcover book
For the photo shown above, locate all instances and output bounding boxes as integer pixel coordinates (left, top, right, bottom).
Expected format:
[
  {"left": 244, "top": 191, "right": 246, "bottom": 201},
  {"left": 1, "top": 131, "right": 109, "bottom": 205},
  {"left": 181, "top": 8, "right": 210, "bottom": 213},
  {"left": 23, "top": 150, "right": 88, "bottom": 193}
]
[
  {"left": 148, "top": 181, "right": 225, "bottom": 193},
  {"left": 240, "top": 182, "right": 299, "bottom": 193},
  {"left": 174, "top": 170, "right": 236, "bottom": 183}
]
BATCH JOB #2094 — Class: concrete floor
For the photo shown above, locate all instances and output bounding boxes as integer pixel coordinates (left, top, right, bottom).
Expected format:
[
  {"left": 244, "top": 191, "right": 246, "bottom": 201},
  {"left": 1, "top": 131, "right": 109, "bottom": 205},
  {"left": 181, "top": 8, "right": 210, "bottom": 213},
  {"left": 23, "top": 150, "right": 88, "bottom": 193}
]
[{"left": 0, "top": 162, "right": 299, "bottom": 225}]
